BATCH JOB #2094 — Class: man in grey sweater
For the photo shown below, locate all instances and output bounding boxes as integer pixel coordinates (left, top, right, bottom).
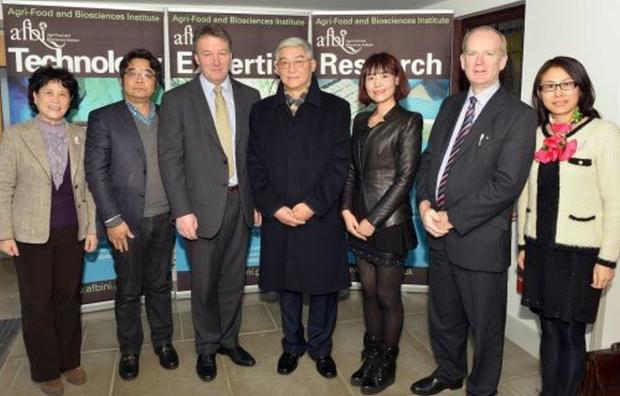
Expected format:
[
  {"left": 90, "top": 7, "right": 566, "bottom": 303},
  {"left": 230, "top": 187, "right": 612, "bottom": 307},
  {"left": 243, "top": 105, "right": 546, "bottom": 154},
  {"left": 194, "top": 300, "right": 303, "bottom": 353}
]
[{"left": 85, "top": 49, "right": 178, "bottom": 381}]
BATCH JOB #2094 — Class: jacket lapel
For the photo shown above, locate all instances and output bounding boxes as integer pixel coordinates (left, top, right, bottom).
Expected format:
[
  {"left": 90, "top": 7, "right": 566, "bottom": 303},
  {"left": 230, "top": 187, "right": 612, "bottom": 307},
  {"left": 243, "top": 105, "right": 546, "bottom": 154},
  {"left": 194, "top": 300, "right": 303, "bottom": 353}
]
[
  {"left": 66, "top": 123, "right": 83, "bottom": 182},
  {"left": 231, "top": 78, "right": 244, "bottom": 148},
  {"left": 116, "top": 102, "right": 146, "bottom": 166},
  {"left": 189, "top": 76, "right": 225, "bottom": 156},
  {"left": 430, "top": 94, "right": 466, "bottom": 189},
  {"left": 19, "top": 119, "right": 51, "bottom": 179},
  {"left": 455, "top": 88, "right": 506, "bottom": 159}
]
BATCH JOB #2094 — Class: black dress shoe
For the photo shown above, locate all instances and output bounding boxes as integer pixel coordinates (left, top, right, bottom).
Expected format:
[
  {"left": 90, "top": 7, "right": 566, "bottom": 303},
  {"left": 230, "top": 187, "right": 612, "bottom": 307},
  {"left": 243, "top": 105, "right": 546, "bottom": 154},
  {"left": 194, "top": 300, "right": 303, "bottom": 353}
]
[
  {"left": 196, "top": 354, "right": 217, "bottom": 382},
  {"left": 119, "top": 353, "right": 139, "bottom": 381},
  {"left": 155, "top": 344, "right": 179, "bottom": 369},
  {"left": 277, "top": 352, "right": 299, "bottom": 375},
  {"left": 218, "top": 346, "right": 256, "bottom": 366},
  {"left": 315, "top": 355, "right": 337, "bottom": 378},
  {"left": 410, "top": 375, "right": 463, "bottom": 395}
]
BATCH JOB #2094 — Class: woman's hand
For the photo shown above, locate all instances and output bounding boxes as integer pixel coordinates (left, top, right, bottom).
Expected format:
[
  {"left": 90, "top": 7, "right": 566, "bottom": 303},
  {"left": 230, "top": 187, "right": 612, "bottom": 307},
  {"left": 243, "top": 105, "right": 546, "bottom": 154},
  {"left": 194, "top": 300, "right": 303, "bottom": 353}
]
[
  {"left": 0, "top": 239, "right": 19, "bottom": 256},
  {"left": 357, "top": 219, "right": 376, "bottom": 238},
  {"left": 84, "top": 233, "right": 98, "bottom": 253},
  {"left": 341, "top": 210, "right": 366, "bottom": 240},
  {"left": 517, "top": 250, "right": 525, "bottom": 270},
  {"left": 591, "top": 264, "right": 615, "bottom": 289}
]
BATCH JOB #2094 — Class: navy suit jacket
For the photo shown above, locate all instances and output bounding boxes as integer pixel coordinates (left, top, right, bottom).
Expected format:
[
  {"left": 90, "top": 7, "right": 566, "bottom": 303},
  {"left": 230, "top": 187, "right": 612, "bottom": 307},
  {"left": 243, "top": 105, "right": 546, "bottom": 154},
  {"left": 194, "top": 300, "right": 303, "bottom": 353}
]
[{"left": 417, "top": 87, "right": 537, "bottom": 272}]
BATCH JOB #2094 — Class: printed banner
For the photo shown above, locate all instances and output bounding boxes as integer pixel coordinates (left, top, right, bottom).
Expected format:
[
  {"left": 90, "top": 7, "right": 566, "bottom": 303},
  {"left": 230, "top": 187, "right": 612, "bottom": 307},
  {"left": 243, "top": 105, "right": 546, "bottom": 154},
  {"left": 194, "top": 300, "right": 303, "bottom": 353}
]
[
  {"left": 312, "top": 11, "right": 454, "bottom": 284},
  {"left": 167, "top": 10, "right": 309, "bottom": 290},
  {"left": 2, "top": 2, "right": 165, "bottom": 303}
]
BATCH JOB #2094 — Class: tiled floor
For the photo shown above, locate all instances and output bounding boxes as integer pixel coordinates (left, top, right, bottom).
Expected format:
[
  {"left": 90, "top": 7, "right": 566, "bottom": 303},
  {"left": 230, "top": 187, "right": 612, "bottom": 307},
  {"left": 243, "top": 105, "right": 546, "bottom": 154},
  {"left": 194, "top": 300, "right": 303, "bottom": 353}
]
[{"left": 0, "top": 259, "right": 541, "bottom": 395}]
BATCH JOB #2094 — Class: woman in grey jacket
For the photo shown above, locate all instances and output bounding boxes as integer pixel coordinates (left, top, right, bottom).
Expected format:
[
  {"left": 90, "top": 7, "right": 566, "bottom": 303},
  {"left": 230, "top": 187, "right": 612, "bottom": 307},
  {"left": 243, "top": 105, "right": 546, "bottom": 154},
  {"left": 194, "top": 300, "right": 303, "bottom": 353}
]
[{"left": 517, "top": 56, "right": 618, "bottom": 395}]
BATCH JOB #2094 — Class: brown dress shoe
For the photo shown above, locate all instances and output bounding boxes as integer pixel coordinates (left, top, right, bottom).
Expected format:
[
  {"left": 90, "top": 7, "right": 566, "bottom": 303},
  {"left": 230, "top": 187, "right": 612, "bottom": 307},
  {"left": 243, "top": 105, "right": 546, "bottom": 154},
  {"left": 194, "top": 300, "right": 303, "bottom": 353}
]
[
  {"left": 63, "top": 367, "right": 87, "bottom": 385},
  {"left": 39, "top": 378, "right": 64, "bottom": 396}
]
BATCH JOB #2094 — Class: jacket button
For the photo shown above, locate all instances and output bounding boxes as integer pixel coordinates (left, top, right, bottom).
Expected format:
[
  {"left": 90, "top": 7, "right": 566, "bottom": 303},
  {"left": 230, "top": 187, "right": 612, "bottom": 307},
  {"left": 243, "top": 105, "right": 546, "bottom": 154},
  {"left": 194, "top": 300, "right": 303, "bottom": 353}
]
[
  {"left": 139, "top": 193, "right": 145, "bottom": 198},
  {"left": 74, "top": 185, "right": 78, "bottom": 189},
  {"left": 143, "top": 169, "right": 147, "bottom": 174},
  {"left": 223, "top": 159, "right": 227, "bottom": 164}
]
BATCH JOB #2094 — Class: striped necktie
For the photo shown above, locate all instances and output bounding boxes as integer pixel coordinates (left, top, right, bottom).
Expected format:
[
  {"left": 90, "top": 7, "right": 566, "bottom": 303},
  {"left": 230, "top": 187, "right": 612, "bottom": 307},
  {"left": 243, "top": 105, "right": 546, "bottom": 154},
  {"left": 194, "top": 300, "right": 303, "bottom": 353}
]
[{"left": 436, "top": 96, "right": 477, "bottom": 209}]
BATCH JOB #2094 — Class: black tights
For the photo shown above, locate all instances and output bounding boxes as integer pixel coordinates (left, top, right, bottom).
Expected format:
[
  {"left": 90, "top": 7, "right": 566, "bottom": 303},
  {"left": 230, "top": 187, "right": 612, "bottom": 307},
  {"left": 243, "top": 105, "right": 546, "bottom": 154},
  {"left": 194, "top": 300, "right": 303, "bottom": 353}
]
[
  {"left": 357, "top": 258, "right": 404, "bottom": 346},
  {"left": 539, "top": 316, "right": 586, "bottom": 396}
]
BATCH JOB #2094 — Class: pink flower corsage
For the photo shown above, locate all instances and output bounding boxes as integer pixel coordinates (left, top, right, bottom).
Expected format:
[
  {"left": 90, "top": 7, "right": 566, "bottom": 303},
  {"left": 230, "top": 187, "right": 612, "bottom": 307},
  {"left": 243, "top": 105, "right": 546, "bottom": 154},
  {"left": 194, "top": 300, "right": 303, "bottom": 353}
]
[{"left": 534, "top": 123, "right": 578, "bottom": 164}]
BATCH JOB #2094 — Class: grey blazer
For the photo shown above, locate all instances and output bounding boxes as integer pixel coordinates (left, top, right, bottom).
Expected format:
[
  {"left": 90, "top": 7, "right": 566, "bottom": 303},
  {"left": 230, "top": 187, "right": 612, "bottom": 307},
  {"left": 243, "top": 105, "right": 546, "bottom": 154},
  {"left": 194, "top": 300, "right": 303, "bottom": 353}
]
[
  {"left": 0, "top": 119, "right": 97, "bottom": 243},
  {"left": 158, "top": 76, "right": 260, "bottom": 238}
]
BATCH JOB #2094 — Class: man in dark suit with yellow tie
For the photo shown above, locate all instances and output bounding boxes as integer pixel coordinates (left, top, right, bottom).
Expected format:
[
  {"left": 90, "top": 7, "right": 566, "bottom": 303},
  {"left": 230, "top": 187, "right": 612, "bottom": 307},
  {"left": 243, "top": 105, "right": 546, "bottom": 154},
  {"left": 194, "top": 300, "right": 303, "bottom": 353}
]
[
  {"left": 158, "top": 24, "right": 261, "bottom": 382},
  {"left": 411, "top": 26, "right": 537, "bottom": 396}
]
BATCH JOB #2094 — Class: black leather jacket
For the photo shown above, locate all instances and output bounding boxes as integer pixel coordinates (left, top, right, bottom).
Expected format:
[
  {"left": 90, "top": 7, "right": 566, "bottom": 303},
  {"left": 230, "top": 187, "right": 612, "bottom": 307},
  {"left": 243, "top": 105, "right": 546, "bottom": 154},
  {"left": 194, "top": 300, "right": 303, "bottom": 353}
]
[{"left": 342, "top": 104, "right": 422, "bottom": 229}]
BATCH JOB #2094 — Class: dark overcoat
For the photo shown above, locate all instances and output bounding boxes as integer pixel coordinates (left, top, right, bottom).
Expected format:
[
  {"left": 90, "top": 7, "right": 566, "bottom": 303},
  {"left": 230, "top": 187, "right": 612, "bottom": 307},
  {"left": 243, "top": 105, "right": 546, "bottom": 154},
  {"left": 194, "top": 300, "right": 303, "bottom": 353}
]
[{"left": 248, "top": 78, "right": 351, "bottom": 294}]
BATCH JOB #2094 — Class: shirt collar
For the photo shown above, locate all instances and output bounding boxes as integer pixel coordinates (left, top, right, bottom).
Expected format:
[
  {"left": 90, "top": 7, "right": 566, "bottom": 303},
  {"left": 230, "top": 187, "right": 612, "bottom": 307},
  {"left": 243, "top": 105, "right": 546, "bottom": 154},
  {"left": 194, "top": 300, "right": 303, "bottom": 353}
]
[
  {"left": 465, "top": 81, "right": 500, "bottom": 109},
  {"left": 467, "top": 80, "right": 500, "bottom": 109},
  {"left": 125, "top": 100, "right": 157, "bottom": 126},
  {"left": 199, "top": 73, "right": 232, "bottom": 94}
]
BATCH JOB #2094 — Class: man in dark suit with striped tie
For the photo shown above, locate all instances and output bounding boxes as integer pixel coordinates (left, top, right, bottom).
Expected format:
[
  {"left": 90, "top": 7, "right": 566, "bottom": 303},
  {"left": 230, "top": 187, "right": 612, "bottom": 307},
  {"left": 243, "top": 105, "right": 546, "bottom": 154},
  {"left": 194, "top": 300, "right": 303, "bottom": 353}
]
[{"left": 411, "top": 26, "right": 537, "bottom": 396}]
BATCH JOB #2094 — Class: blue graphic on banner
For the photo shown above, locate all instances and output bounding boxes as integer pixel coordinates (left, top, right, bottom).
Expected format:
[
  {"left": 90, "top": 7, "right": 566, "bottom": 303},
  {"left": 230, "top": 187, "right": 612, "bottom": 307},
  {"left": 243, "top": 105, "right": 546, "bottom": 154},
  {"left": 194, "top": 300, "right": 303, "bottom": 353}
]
[{"left": 83, "top": 239, "right": 116, "bottom": 282}]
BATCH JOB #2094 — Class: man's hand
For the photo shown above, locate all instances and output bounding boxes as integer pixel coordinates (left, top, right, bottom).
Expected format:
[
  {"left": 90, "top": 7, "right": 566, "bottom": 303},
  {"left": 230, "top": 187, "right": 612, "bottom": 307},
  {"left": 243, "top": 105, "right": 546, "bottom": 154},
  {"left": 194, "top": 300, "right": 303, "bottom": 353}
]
[
  {"left": 254, "top": 209, "right": 262, "bottom": 227},
  {"left": 107, "top": 222, "right": 135, "bottom": 252},
  {"left": 292, "top": 203, "right": 314, "bottom": 222},
  {"left": 176, "top": 214, "right": 198, "bottom": 240},
  {"left": 435, "top": 211, "right": 454, "bottom": 232},
  {"left": 591, "top": 264, "right": 615, "bottom": 289},
  {"left": 274, "top": 206, "right": 305, "bottom": 227},
  {"left": 0, "top": 239, "right": 19, "bottom": 256},
  {"left": 419, "top": 200, "right": 451, "bottom": 238},
  {"left": 342, "top": 210, "right": 366, "bottom": 240},
  {"left": 84, "top": 233, "right": 98, "bottom": 253},
  {"left": 357, "top": 219, "right": 376, "bottom": 238}
]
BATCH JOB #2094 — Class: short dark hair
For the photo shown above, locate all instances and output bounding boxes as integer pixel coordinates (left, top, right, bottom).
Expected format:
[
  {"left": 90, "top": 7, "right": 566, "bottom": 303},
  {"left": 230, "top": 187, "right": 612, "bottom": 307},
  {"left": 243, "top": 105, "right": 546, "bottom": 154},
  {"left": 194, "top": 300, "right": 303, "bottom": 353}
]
[
  {"left": 119, "top": 48, "right": 163, "bottom": 87},
  {"left": 28, "top": 65, "right": 80, "bottom": 114},
  {"left": 358, "top": 53, "right": 410, "bottom": 106},
  {"left": 531, "top": 56, "right": 600, "bottom": 126},
  {"left": 193, "top": 24, "right": 232, "bottom": 54}
]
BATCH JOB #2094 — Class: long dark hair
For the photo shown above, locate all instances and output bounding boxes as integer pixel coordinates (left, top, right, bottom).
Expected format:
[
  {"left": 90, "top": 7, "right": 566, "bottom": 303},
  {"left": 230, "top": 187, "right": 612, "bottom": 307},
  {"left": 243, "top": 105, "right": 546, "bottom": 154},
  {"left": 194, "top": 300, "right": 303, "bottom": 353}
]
[{"left": 531, "top": 56, "right": 600, "bottom": 126}]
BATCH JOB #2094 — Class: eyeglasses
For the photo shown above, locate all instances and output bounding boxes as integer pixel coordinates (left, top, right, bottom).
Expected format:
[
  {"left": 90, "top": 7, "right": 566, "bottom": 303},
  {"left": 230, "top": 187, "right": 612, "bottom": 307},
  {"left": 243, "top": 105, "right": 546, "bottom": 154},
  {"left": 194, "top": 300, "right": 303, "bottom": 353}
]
[
  {"left": 276, "top": 58, "right": 311, "bottom": 70},
  {"left": 539, "top": 81, "right": 577, "bottom": 93},
  {"left": 125, "top": 70, "right": 157, "bottom": 81}
]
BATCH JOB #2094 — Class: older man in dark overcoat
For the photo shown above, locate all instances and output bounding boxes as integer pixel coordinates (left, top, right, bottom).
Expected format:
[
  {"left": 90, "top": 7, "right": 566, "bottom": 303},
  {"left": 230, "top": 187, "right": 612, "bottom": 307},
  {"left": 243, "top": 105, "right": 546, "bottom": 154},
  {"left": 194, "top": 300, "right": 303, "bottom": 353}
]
[{"left": 248, "top": 37, "right": 351, "bottom": 379}]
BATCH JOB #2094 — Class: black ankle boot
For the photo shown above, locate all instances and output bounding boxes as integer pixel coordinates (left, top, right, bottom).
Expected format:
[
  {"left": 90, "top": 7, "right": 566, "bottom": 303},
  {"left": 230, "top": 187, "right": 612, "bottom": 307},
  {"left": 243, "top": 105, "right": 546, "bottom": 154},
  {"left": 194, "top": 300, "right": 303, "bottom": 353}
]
[
  {"left": 361, "top": 343, "right": 398, "bottom": 394},
  {"left": 350, "top": 334, "right": 380, "bottom": 386}
]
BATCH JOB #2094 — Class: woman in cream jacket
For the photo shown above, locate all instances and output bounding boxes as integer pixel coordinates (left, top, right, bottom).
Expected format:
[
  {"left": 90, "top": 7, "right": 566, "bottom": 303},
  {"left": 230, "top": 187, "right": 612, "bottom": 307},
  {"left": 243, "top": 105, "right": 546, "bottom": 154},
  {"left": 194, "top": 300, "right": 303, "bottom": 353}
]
[{"left": 517, "top": 56, "right": 618, "bottom": 395}]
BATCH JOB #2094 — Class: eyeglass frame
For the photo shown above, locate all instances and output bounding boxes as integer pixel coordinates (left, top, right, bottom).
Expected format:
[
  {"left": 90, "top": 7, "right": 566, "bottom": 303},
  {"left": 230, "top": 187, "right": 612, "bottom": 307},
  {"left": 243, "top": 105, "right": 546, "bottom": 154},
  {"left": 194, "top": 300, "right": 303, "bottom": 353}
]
[
  {"left": 538, "top": 81, "right": 578, "bottom": 93},
  {"left": 123, "top": 69, "right": 157, "bottom": 81},
  {"left": 275, "top": 57, "right": 312, "bottom": 70}
]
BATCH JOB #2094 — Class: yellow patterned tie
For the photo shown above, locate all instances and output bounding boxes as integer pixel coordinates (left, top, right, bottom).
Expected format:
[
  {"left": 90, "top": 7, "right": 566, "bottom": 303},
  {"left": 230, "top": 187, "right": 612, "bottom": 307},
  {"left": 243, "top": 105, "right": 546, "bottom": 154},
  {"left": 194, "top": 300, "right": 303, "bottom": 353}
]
[{"left": 214, "top": 85, "right": 234, "bottom": 178}]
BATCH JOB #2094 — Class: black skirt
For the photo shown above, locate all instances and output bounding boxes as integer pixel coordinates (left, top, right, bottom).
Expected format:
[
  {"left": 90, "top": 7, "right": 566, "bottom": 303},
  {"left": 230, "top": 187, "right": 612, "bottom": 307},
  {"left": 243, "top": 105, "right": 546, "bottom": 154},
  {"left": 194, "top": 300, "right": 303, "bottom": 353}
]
[
  {"left": 522, "top": 242, "right": 601, "bottom": 324},
  {"left": 349, "top": 220, "right": 416, "bottom": 266}
]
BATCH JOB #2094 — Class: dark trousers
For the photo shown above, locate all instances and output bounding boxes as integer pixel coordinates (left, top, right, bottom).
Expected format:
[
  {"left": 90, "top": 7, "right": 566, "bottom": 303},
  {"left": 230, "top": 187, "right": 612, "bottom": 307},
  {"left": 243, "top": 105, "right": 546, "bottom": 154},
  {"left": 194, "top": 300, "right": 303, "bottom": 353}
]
[
  {"left": 14, "top": 227, "right": 84, "bottom": 382},
  {"left": 539, "top": 317, "right": 586, "bottom": 396},
  {"left": 279, "top": 290, "right": 338, "bottom": 359},
  {"left": 112, "top": 213, "right": 175, "bottom": 354},
  {"left": 186, "top": 191, "right": 250, "bottom": 354},
  {"left": 428, "top": 246, "right": 507, "bottom": 396}
]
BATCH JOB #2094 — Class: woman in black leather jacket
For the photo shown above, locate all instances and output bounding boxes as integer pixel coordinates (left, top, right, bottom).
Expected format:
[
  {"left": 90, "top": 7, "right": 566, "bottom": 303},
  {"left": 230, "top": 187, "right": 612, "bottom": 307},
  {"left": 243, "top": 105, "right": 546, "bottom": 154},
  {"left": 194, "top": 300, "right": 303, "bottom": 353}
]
[{"left": 341, "top": 52, "right": 422, "bottom": 394}]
